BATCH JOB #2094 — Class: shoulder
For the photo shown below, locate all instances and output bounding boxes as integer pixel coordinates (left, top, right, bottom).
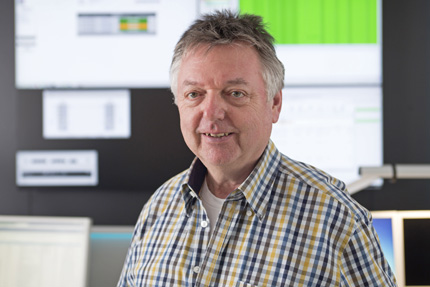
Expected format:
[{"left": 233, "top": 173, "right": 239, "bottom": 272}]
[
  {"left": 272, "top": 153, "right": 379, "bottom": 266},
  {"left": 132, "top": 169, "right": 189, "bottom": 237},
  {"left": 144, "top": 169, "right": 189, "bottom": 214},
  {"left": 277, "top": 153, "right": 371, "bottom": 225}
]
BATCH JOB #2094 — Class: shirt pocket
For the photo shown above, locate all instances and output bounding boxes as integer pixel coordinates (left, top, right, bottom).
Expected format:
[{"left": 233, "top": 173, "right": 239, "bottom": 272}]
[{"left": 235, "top": 281, "right": 260, "bottom": 287}]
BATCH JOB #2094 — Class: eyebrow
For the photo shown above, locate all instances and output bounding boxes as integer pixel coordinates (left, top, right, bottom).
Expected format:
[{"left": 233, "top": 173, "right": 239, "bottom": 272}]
[
  {"left": 182, "top": 80, "right": 199, "bottom": 87},
  {"left": 181, "top": 78, "right": 249, "bottom": 87},
  {"left": 226, "top": 78, "right": 248, "bottom": 86}
]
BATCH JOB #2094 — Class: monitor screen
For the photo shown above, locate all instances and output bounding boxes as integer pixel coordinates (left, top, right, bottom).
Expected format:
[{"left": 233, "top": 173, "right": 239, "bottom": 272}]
[
  {"left": 15, "top": 0, "right": 198, "bottom": 88},
  {"left": 372, "top": 217, "right": 396, "bottom": 274},
  {"left": 0, "top": 216, "right": 91, "bottom": 287},
  {"left": 271, "top": 86, "right": 382, "bottom": 186},
  {"left": 15, "top": 0, "right": 381, "bottom": 88},
  {"left": 402, "top": 215, "right": 430, "bottom": 286},
  {"left": 371, "top": 211, "right": 399, "bottom": 277}
]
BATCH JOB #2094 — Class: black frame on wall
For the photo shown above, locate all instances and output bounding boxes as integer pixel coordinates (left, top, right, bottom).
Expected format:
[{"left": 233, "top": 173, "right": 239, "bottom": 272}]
[{"left": 1, "top": 0, "right": 430, "bottom": 225}]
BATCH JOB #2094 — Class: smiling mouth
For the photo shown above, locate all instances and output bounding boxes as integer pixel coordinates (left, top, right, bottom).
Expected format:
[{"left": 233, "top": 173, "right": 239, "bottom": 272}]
[{"left": 204, "top": 133, "right": 232, "bottom": 138}]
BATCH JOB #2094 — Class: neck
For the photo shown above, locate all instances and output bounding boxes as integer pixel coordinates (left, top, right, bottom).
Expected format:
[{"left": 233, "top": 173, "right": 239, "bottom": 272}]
[{"left": 205, "top": 161, "right": 256, "bottom": 199}]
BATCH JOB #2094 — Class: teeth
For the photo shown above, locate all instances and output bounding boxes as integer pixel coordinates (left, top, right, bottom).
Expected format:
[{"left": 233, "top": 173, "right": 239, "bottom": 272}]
[{"left": 204, "top": 133, "right": 230, "bottom": 138}]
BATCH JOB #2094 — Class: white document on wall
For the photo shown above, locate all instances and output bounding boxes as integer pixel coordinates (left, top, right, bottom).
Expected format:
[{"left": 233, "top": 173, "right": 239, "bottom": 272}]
[
  {"left": 16, "top": 150, "right": 98, "bottom": 186},
  {"left": 43, "top": 89, "right": 131, "bottom": 139}
]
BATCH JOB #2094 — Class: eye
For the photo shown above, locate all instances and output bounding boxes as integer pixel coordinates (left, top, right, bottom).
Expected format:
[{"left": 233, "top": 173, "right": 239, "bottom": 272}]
[
  {"left": 186, "top": 92, "right": 199, "bottom": 99},
  {"left": 231, "top": 91, "right": 245, "bottom": 98}
]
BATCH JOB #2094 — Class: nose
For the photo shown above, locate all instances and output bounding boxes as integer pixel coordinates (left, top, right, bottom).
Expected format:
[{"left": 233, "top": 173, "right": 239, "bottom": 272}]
[{"left": 202, "top": 93, "right": 226, "bottom": 121}]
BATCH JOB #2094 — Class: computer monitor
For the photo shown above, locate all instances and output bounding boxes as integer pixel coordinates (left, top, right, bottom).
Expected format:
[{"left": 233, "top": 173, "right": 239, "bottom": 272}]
[
  {"left": 371, "top": 211, "right": 400, "bottom": 276},
  {"left": 371, "top": 210, "right": 430, "bottom": 287},
  {"left": 15, "top": 0, "right": 381, "bottom": 88},
  {"left": 0, "top": 215, "right": 92, "bottom": 287},
  {"left": 271, "top": 86, "right": 382, "bottom": 186},
  {"left": 400, "top": 211, "right": 430, "bottom": 287},
  {"left": 88, "top": 225, "right": 134, "bottom": 287}
]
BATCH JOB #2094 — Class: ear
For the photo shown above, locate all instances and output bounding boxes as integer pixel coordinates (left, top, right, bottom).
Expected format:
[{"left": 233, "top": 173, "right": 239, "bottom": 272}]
[{"left": 271, "top": 90, "right": 282, "bottom": 123}]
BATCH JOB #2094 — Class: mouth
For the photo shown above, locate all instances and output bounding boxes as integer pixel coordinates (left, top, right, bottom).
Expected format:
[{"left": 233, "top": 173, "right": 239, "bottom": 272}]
[{"left": 203, "top": 133, "right": 232, "bottom": 138}]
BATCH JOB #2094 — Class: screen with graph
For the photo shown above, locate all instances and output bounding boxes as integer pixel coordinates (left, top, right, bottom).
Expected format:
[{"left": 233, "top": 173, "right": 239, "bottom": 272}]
[
  {"left": 15, "top": 0, "right": 199, "bottom": 88},
  {"left": 271, "top": 86, "right": 382, "bottom": 186},
  {"left": 15, "top": 0, "right": 381, "bottom": 88},
  {"left": 241, "top": 0, "right": 381, "bottom": 85}
]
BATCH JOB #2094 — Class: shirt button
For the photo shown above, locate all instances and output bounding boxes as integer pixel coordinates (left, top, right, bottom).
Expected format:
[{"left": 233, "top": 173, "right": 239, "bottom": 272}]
[
  {"left": 201, "top": 220, "right": 208, "bottom": 228},
  {"left": 193, "top": 266, "right": 200, "bottom": 274},
  {"left": 246, "top": 210, "right": 253, "bottom": 217}
]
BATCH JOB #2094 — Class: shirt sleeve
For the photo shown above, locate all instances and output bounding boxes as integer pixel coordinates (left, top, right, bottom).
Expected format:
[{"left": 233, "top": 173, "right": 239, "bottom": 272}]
[
  {"left": 117, "top": 246, "right": 132, "bottom": 287},
  {"left": 116, "top": 224, "right": 140, "bottom": 287},
  {"left": 116, "top": 207, "right": 147, "bottom": 287},
  {"left": 340, "top": 216, "right": 398, "bottom": 286}
]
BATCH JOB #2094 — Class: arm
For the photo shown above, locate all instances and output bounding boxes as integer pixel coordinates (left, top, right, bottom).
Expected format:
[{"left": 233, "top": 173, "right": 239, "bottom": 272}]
[
  {"left": 116, "top": 216, "right": 144, "bottom": 287},
  {"left": 340, "top": 216, "right": 397, "bottom": 286}
]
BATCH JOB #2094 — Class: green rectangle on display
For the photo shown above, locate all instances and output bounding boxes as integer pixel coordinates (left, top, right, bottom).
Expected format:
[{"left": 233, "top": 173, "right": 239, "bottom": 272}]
[{"left": 239, "top": 0, "right": 378, "bottom": 44}]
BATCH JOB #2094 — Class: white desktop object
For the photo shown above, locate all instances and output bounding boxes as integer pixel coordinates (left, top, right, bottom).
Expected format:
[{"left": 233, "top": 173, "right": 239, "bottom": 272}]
[
  {"left": 89, "top": 226, "right": 134, "bottom": 287},
  {"left": 0, "top": 216, "right": 92, "bottom": 287},
  {"left": 347, "top": 164, "right": 430, "bottom": 194}
]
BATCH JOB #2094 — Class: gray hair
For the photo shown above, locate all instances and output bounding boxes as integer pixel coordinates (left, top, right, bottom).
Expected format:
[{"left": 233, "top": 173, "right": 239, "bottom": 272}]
[{"left": 169, "top": 10, "right": 284, "bottom": 103}]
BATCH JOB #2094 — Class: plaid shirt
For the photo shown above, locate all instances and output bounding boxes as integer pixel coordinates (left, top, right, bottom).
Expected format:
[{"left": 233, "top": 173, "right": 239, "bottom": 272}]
[{"left": 118, "top": 141, "right": 397, "bottom": 286}]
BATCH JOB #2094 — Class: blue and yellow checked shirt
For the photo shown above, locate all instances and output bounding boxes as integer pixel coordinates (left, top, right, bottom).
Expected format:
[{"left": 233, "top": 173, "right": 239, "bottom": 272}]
[{"left": 118, "top": 141, "right": 397, "bottom": 286}]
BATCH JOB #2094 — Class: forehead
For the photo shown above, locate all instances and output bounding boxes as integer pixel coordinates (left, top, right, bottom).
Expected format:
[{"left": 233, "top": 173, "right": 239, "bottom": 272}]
[
  {"left": 178, "top": 43, "right": 263, "bottom": 84},
  {"left": 183, "top": 42, "right": 259, "bottom": 62}
]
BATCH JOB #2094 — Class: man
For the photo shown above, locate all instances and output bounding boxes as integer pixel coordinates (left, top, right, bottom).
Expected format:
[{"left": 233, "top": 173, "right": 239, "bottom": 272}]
[{"left": 118, "top": 10, "right": 397, "bottom": 286}]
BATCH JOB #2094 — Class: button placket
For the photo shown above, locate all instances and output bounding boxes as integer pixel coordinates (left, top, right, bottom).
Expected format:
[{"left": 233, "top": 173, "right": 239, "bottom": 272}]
[{"left": 190, "top": 198, "right": 212, "bottom": 284}]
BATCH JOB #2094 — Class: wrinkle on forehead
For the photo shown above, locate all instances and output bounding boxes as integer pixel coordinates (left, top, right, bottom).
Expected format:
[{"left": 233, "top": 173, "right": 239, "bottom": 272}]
[{"left": 183, "top": 41, "right": 255, "bottom": 61}]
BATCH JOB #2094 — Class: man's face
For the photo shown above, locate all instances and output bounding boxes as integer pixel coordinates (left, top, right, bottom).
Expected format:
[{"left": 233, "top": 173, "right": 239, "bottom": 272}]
[{"left": 176, "top": 43, "right": 282, "bottom": 175}]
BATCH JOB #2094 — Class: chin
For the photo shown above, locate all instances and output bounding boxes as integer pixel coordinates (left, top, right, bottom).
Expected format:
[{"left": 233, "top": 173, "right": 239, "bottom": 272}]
[{"left": 200, "top": 153, "right": 237, "bottom": 167}]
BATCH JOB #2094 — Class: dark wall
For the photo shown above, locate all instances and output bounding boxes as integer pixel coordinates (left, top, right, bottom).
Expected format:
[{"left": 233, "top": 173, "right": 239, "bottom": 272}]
[
  {"left": 0, "top": 0, "right": 194, "bottom": 225},
  {"left": 353, "top": 0, "right": 430, "bottom": 210},
  {"left": 14, "top": 90, "right": 194, "bottom": 225},
  {"left": 1, "top": 0, "right": 430, "bottom": 225},
  {"left": 0, "top": 0, "right": 26, "bottom": 215}
]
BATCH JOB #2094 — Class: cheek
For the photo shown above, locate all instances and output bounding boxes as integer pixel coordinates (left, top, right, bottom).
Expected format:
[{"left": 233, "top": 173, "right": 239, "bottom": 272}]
[
  {"left": 179, "top": 116, "right": 194, "bottom": 148},
  {"left": 252, "top": 109, "right": 276, "bottom": 137},
  {"left": 179, "top": 112, "right": 189, "bottom": 134},
  {"left": 179, "top": 108, "right": 196, "bottom": 135},
  {"left": 248, "top": 105, "right": 274, "bottom": 126}
]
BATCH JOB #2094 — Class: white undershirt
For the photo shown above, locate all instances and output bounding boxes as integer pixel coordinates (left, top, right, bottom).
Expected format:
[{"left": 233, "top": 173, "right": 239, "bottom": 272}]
[{"left": 200, "top": 178, "right": 225, "bottom": 235}]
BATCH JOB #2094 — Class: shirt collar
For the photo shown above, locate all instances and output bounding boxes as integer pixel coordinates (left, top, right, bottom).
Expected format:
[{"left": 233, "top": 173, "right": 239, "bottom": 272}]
[
  {"left": 236, "top": 140, "right": 281, "bottom": 220},
  {"left": 180, "top": 157, "right": 206, "bottom": 216},
  {"left": 181, "top": 140, "right": 282, "bottom": 219}
]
